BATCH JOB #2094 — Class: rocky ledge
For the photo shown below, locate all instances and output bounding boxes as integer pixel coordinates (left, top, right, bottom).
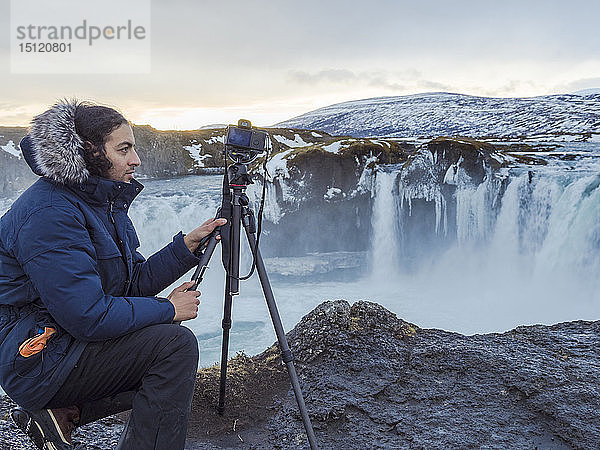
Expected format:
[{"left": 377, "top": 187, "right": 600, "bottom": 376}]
[{"left": 2, "top": 300, "right": 599, "bottom": 449}]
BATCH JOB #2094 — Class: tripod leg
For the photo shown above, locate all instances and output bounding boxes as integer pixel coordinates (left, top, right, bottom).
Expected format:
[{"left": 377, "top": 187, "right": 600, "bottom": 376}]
[
  {"left": 218, "top": 275, "right": 233, "bottom": 415},
  {"left": 242, "top": 224, "right": 319, "bottom": 449},
  {"left": 218, "top": 192, "right": 242, "bottom": 414},
  {"left": 189, "top": 229, "right": 222, "bottom": 291},
  {"left": 173, "top": 230, "right": 222, "bottom": 326}
]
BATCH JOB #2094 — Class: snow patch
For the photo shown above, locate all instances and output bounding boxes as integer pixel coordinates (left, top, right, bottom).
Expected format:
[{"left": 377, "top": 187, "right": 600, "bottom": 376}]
[
  {"left": 1, "top": 140, "right": 21, "bottom": 159},
  {"left": 273, "top": 134, "right": 310, "bottom": 148},
  {"left": 373, "top": 139, "right": 391, "bottom": 148},
  {"left": 349, "top": 155, "right": 378, "bottom": 197},
  {"left": 266, "top": 149, "right": 294, "bottom": 180},
  {"left": 184, "top": 143, "right": 212, "bottom": 167},
  {"left": 321, "top": 141, "right": 345, "bottom": 153},
  {"left": 207, "top": 136, "right": 225, "bottom": 145},
  {"left": 324, "top": 187, "right": 345, "bottom": 201}
]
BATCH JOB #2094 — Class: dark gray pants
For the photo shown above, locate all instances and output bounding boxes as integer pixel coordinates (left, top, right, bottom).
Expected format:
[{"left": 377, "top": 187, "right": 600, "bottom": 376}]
[{"left": 45, "top": 323, "right": 199, "bottom": 450}]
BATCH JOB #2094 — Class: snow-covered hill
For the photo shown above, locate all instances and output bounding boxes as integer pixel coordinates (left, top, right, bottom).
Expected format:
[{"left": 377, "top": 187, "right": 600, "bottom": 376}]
[{"left": 276, "top": 92, "right": 600, "bottom": 139}]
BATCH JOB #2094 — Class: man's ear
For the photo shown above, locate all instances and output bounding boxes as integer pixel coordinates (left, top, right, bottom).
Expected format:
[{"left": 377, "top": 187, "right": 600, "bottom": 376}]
[{"left": 83, "top": 141, "right": 100, "bottom": 157}]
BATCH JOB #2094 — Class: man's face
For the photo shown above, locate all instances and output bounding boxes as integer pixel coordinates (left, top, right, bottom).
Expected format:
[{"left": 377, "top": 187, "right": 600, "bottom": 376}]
[{"left": 103, "top": 123, "right": 141, "bottom": 183}]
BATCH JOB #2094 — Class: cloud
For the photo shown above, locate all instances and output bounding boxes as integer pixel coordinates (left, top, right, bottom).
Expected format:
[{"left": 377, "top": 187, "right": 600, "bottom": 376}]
[
  {"left": 286, "top": 69, "right": 468, "bottom": 95},
  {"left": 287, "top": 69, "right": 357, "bottom": 84},
  {"left": 287, "top": 69, "right": 410, "bottom": 92},
  {"left": 366, "top": 75, "right": 405, "bottom": 91},
  {"left": 417, "top": 80, "right": 452, "bottom": 92},
  {"left": 0, "top": 102, "right": 46, "bottom": 126},
  {"left": 470, "top": 80, "right": 541, "bottom": 98}
]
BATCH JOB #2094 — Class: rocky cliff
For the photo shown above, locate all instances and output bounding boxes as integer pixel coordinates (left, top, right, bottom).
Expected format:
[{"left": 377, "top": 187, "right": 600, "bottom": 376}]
[
  {"left": 0, "top": 125, "right": 230, "bottom": 197},
  {"left": 2, "top": 300, "right": 598, "bottom": 449},
  {"left": 250, "top": 134, "right": 532, "bottom": 258},
  {"left": 248, "top": 134, "right": 416, "bottom": 256},
  {"left": 0, "top": 125, "right": 329, "bottom": 197}
]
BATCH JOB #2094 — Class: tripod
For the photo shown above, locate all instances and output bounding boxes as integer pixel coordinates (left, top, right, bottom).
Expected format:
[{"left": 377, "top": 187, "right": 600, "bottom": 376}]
[{"left": 189, "top": 162, "right": 318, "bottom": 449}]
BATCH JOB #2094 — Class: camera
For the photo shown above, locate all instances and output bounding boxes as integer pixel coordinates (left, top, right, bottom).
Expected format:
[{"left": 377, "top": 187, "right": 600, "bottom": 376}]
[{"left": 225, "top": 119, "right": 267, "bottom": 164}]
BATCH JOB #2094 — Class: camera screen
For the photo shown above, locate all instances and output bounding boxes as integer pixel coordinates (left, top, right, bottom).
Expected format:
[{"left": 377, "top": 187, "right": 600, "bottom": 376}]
[{"left": 227, "top": 127, "right": 252, "bottom": 147}]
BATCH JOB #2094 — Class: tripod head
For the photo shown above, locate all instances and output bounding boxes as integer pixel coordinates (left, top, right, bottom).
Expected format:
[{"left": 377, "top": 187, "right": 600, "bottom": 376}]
[{"left": 227, "top": 162, "right": 253, "bottom": 188}]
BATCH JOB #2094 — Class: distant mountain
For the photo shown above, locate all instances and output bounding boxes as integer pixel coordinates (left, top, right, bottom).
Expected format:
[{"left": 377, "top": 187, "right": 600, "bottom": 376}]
[
  {"left": 199, "top": 124, "right": 227, "bottom": 129},
  {"left": 573, "top": 88, "right": 600, "bottom": 96},
  {"left": 276, "top": 92, "right": 600, "bottom": 139}
]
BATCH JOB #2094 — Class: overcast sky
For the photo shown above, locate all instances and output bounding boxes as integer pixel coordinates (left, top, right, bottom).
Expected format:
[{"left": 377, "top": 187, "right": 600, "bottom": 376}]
[{"left": 1, "top": 0, "right": 599, "bottom": 129}]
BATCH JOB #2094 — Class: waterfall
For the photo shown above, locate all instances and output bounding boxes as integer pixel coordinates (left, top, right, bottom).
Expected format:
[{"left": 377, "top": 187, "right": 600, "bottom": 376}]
[
  {"left": 455, "top": 175, "right": 501, "bottom": 244},
  {"left": 246, "top": 180, "right": 282, "bottom": 224},
  {"left": 365, "top": 162, "right": 600, "bottom": 330},
  {"left": 532, "top": 174, "right": 600, "bottom": 279},
  {"left": 485, "top": 172, "right": 600, "bottom": 282},
  {"left": 369, "top": 164, "right": 600, "bottom": 276},
  {"left": 369, "top": 170, "right": 400, "bottom": 278},
  {"left": 128, "top": 177, "right": 221, "bottom": 258}
]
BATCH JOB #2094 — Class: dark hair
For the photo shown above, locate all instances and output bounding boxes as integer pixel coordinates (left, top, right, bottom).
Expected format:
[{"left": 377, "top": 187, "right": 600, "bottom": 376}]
[{"left": 74, "top": 102, "right": 128, "bottom": 178}]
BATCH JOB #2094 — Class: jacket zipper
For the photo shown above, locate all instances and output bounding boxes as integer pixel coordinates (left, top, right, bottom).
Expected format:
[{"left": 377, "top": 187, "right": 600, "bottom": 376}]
[
  {"left": 107, "top": 200, "right": 131, "bottom": 294},
  {"left": 108, "top": 200, "right": 115, "bottom": 224}
]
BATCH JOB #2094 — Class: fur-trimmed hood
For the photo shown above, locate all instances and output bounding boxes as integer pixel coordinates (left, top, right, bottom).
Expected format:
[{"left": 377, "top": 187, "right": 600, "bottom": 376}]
[{"left": 21, "top": 99, "right": 89, "bottom": 185}]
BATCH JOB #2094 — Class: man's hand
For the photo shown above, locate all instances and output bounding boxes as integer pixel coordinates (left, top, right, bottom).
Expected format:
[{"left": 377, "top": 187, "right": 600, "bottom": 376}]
[
  {"left": 183, "top": 218, "right": 228, "bottom": 253},
  {"left": 168, "top": 281, "right": 201, "bottom": 322}
]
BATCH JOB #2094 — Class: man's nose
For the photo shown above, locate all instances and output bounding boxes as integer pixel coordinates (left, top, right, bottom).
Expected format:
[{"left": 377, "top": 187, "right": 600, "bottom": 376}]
[{"left": 129, "top": 149, "right": 141, "bottom": 167}]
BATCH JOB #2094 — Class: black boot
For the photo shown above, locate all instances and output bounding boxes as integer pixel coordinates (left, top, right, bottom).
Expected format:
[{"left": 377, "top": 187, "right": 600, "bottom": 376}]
[{"left": 11, "top": 406, "right": 79, "bottom": 450}]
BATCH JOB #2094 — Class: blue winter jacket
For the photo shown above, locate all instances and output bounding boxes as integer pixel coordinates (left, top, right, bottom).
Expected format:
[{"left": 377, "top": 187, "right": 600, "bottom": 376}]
[{"left": 0, "top": 102, "right": 200, "bottom": 410}]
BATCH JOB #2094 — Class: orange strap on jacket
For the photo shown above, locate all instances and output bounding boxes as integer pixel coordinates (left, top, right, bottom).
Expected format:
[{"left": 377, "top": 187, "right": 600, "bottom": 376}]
[{"left": 18, "top": 327, "right": 56, "bottom": 358}]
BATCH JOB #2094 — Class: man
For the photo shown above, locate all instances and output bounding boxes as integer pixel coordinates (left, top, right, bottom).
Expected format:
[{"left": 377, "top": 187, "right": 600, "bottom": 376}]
[{"left": 0, "top": 100, "right": 226, "bottom": 449}]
